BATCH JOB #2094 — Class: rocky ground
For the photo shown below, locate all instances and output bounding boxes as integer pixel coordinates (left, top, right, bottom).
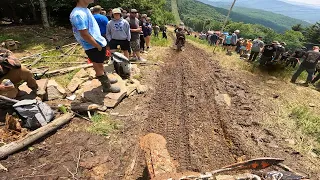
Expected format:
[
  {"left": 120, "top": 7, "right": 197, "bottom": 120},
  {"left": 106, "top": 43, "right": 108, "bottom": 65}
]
[{"left": 0, "top": 41, "right": 319, "bottom": 180}]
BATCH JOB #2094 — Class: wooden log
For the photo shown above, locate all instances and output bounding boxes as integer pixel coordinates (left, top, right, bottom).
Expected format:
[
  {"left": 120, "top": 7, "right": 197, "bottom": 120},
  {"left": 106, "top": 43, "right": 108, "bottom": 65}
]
[
  {"left": 27, "top": 56, "right": 42, "bottom": 67},
  {"left": 46, "top": 64, "right": 93, "bottom": 76},
  {"left": 140, "top": 133, "right": 177, "bottom": 179},
  {"left": 0, "top": 113, "right": 74, "bottom": 159},
  {"left": 71, "top": 102, "right": 107, "bottom": 112}
]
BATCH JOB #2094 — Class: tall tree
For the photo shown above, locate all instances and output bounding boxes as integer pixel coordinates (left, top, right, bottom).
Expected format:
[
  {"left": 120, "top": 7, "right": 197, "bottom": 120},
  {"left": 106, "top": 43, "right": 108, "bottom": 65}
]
[
  {"left": 292, "top": 24, "right": 303, "bottom": 32},
  {"left": 39, "top": 0, "right": 49, "bottom": 28}
]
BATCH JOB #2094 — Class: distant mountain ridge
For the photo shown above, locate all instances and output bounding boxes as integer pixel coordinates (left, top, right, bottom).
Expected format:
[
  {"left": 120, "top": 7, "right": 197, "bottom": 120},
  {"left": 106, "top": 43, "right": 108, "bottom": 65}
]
[{"left": 200, "top": 0, "right": 320, "bottom": 23}]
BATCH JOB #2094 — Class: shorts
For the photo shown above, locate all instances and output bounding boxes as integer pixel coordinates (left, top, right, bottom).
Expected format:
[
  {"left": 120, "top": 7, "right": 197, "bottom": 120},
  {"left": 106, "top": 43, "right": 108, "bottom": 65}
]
[
  {"left": 85, "top": 46, "right": 106, "bottom": 63},
  {"left": 231, "top": 44, "right": 237, "bottom": 46},
  {"left": 143, "top": 32, "right": 152, "bottom": 37},
  {"left": 130, "top": 39, "right": 140, "bottom": 52},
  {"left": 109, "top": 39, "right": 130, "bottom": 51},
  {"left": 225, "top": 44, "right": 231, "bottom": 46}
]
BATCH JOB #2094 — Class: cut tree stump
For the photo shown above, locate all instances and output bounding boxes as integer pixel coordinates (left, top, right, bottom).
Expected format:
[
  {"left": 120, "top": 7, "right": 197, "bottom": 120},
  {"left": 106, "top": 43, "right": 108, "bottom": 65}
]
[
  {"left": 140, "top": 133, "right": 177, "bottom": 179},
  {"left": 0, "top": 113, "right": 74, "bottom": 159}
]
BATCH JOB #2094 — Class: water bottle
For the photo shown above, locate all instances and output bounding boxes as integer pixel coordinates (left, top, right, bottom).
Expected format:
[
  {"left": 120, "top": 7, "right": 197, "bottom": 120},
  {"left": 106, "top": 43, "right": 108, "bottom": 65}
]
[{"left": 3, "top": 79, "right": 13, "bottom": 86}]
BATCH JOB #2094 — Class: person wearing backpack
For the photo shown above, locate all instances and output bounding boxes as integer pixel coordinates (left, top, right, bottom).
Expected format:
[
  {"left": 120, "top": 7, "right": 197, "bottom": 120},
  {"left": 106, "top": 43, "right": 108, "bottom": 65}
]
[{"left": 249, "top": 36, "right": 264, "bottom": 62}]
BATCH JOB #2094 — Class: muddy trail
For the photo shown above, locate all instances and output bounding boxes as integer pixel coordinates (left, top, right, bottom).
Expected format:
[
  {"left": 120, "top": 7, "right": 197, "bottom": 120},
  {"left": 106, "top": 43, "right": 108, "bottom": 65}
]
[
  {"left": 0, "top": 41, "right": 319, "bottom": 180},
  {"left": 133, "top": 42, "right": 319, "bottom": 179}
]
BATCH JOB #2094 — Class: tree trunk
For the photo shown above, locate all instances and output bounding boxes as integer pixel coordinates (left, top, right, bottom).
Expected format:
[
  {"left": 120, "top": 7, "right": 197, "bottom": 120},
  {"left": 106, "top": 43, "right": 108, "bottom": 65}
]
[
  {"left": 30, "top": 0, "right": 38, "bottom": 22},
  {"left": 0, "top": 113, "right": 74, "bottom": 159},
  {"left": 39, "top": 0, "right": 50, "bottom": 28}
]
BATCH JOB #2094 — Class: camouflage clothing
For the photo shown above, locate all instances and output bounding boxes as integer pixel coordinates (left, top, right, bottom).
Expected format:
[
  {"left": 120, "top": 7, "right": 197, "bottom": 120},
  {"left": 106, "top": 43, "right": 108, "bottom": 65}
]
[{"left": 0, "top": 48, "right": 21, "bottom": 78}]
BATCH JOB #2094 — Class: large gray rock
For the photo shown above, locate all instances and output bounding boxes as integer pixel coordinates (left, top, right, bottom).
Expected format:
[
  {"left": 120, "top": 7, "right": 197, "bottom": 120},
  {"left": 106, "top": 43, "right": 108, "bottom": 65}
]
[
  {"left": 46, "top": 80, "right": 66, "bottom": 100},
  {"left": 82, "top": 73, "right": 127, "bottom": 108}
]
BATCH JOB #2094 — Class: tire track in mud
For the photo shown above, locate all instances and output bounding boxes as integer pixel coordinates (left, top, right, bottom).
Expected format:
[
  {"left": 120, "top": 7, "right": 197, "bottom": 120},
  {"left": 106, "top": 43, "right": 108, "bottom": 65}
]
[{"left": 144, "top": 42, "right": 241, "bottom": 172}]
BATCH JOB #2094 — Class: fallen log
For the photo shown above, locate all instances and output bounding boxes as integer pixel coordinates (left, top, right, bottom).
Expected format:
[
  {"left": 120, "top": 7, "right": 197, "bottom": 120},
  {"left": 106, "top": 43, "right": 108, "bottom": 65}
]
[
  {"left": 0, "top": 113, "right": 74, "bottom": 159},
  {"left": 71, "top": 102, "right": 107, "bottom": 112},
  {"left": 27, "top": 56, "right": 42, "bottom": 68},
  {"left": 46, "top": 64, "right": 93, "bottom": 76}
]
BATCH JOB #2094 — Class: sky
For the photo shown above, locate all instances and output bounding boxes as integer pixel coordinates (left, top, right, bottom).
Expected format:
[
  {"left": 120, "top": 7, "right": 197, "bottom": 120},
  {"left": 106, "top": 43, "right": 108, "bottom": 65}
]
[{"left": 283, "top": 0, "right": 320, "bottom": 6}]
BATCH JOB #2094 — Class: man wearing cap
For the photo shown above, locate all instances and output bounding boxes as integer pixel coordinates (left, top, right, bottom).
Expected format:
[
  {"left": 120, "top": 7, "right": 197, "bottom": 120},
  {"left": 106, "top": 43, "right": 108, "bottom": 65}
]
[
  {"left": 286, "top": 46, "right": 308, "bottom": 68},
  {"left": 291, "top": 46, "right": 320, "bottom": 86},
  {"left": 92, "top": 5, "right": 109, "bottom": 38},
  {"left": 126, "top": 9, "right": 146, "bottom": 62},
  {"left": 70, "top": 0, "right": 120, "bottom": 93},
  {"left": 249, "top": 36, "right": 264, "bottom": 62},
  {"left": 106, "top": 8, "right": 131, "bottom": 59}
]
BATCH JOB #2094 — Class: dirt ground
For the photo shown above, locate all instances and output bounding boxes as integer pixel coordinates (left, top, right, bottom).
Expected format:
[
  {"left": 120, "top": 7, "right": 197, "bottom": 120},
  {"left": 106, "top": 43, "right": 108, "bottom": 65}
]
[{"left": 1, "top": 41, "right": 319, "bottom": 180}]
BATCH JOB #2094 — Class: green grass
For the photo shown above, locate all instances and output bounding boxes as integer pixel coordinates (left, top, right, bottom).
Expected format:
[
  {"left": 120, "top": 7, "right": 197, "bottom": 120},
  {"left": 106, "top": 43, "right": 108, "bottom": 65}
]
[
  {"left": 151, "top": 36, "right": 172, "bottom": 47},
  {"left": 290, "top": 106, "right": 320, "bottom": 155},
  {"left": 87, "top": 113, "right": 120, "bottom": 136},
  {"left": 291, "top": 107, "right": 320, "bottom": 142},
  {"left": 54, "top": 69, "right": 80, "bottom": 88}
]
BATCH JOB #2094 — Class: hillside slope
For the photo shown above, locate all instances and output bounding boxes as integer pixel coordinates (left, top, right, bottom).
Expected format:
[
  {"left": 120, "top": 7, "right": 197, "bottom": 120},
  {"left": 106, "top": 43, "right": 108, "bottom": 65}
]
[
  {"left": 202, "top": 0, "right": 320, "bottom": 23},
  {"left": 197, "top": 0, "right": 310, "bottom": 32}
]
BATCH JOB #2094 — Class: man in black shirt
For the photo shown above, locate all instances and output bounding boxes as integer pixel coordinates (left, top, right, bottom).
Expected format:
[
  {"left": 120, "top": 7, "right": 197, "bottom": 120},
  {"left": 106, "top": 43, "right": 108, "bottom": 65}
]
[
  {"left": 291, "top": 46, "right": 320, "bottom": 85},
  {"left": 286, "top": 47, "right": 307, "bottom": 68},
  {"left": 259, "top": 41, "right": 278, "bottom": 65}
]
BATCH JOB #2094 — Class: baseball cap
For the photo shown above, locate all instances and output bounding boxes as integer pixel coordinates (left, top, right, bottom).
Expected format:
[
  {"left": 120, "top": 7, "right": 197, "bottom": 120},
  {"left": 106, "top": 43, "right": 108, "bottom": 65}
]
[
  {"left": 93, "top": 5, "right": 103, "bottom": 12},
  {"left": 235, "top": 30, "right": 240, "bottom": 33},
  {"left": 130, "top": 9, "right": 138, "bottom": 13},
  {"left": 112, "top": 8, "right": 122, "bottom": 14},
  {"left": 141, "top": 14, "right": 147, "bottom": 18},
  {"left": 90, "top": 7, "right": 94, "bottom": 11}
]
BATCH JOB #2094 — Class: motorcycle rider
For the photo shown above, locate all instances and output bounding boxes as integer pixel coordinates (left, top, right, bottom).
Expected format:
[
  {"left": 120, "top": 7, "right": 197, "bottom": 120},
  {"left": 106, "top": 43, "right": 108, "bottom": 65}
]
[{"left": 174, "top": 22, "right": 189, "bottom": 50}]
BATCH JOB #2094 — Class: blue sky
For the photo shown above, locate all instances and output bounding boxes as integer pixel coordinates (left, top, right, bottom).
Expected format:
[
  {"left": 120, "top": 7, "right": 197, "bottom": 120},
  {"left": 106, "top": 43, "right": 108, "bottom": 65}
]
[{"left": 285, "top": 0, "right": 320, "bottom": 6}]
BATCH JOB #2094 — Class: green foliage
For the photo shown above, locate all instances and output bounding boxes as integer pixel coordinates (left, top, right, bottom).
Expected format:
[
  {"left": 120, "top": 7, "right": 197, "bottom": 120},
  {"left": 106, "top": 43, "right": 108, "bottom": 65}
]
[
  {"left": 291, "top": 107, "right": 320, "bottom": 143},
  {"left": 88, "top": 114, "right": 120, "bottom": 136},
  {"left": 304, "top": 22, "right": 320, "bottom": 44},
  {"left": 292, "top": 24, "right": 304, "bottom": 32}
]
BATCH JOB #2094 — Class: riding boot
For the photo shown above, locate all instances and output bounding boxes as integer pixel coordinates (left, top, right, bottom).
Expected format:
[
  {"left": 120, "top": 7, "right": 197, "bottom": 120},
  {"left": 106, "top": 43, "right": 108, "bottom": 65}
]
[
  {"left": 97, "top": 75, "right": 120, "bottom": 93},
  {"left": 105, "top": 73, "right": 118, "bottom": 84}
]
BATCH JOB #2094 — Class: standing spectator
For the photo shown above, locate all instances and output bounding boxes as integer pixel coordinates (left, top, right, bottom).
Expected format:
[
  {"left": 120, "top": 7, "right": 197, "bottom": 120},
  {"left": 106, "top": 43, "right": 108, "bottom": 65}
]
[
  {"left": 291, "top": 46, "right": 320, "bottom": 86},
  {"left": 286, "top": 47, "right": 308, "bottom": 68},
  {"left": 249, "top": 36, "right": 264, "bottom": 62},
  {"left": 143, "top": 17, "right": 152, "bottom": 51},
  {"left": 122, "top": 9, "right": 128, "bottom": 19},
  {"left": 162, "top": 25, "right": 167, "bottom": 39},
  {"left": 106, "top": 8, "right": 131, "bottom": 59},
  {"left": 246, "top": 39, "right": 252, "bottom": 54},
  {"left": 70, "top": 0, "right": 119, "bottom": 93},
  {"left": 210, "top": 33, "right": 219, "bottom": 46},
  {"left": 274, "top": 42, "right": 286, "bottom": 61},
  {"left": 231, "top": 30, "right": 240, "bottom": 52},
  {"left": 126, "top": 9, "right": 146, "bottom": 62},
  {"left": 259, "top": 41, "right": 278, "bottom": 65},
  {"left": 153, "top": 24, "right": 160, "bottom": 37},
  {"left": 92, "top": 5, "right": 109, "bottom": 38},
  {"left": 225, "top": 33, "right": 232, "bottom": 53},
  {"left": 106, "top": 8, "right": 112, "bottom": 21}
]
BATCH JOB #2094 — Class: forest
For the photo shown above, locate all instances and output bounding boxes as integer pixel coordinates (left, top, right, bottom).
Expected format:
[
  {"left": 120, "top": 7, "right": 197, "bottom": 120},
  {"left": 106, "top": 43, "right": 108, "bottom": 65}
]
[{"left": 0, "top": 0, "right": 174, "bottom": 27}]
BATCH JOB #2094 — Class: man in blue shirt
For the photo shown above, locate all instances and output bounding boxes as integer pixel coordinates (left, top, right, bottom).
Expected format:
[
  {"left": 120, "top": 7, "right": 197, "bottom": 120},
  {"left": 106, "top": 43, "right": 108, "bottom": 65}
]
[
  {"left": 92, "top": 5, "right": 109, "bottom": 38},
  {"left": 70, "top": 0, "right": 120, "bottom": 93}
]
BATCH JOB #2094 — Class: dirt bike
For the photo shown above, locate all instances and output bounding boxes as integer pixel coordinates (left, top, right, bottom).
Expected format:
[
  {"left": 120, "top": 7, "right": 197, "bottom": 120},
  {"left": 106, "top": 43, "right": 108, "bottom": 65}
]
[{"left": 176, "top": 36, "right": 185, "bottom": 52}]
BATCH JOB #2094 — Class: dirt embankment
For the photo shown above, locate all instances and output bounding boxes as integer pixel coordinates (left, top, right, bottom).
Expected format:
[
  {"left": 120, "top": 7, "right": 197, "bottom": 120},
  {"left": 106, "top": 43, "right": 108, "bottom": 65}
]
[{"left": 0, "top": 42, "right": 319, "bottom": 180}]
